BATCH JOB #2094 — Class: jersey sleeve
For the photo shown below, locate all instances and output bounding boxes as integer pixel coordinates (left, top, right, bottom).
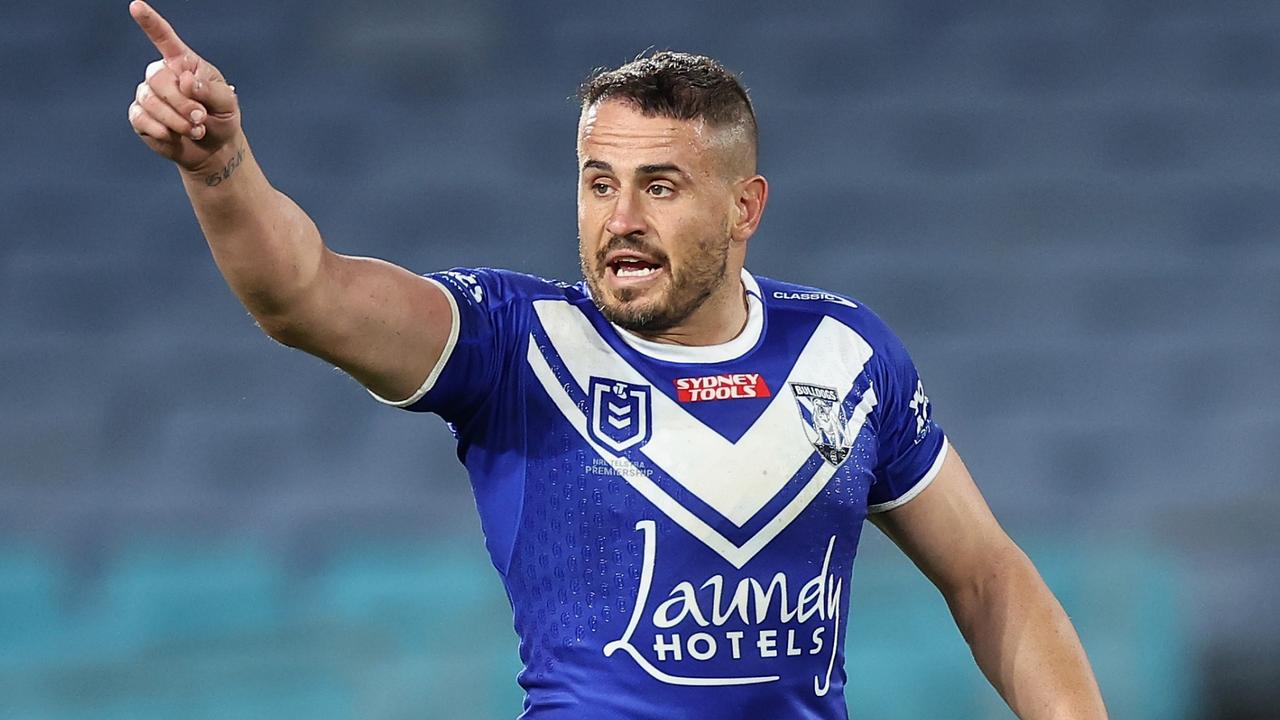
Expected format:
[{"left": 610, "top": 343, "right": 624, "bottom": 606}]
[
  {"left": 866, "top": 326, "right": 949, "bottom": 514},
  {"left": 365, "top": 268, "right": 521, "bottom": 422}
]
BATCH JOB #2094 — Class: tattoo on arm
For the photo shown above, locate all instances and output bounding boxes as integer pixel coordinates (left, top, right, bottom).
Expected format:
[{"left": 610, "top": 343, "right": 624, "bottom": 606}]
[{"left": 205, "top": 147, "right": 246, "bottom": 187}]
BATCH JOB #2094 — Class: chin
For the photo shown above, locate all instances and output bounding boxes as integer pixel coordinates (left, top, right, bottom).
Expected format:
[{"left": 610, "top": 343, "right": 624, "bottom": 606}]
[
  {"left": 599, "top": 284, "right": 718, "bottom": 334},
  {"left": 585, "top": 264, "right": 716, "bottom": 334},
  {"left": 596, "top": 295, "right": 677, "bottom": 333}
]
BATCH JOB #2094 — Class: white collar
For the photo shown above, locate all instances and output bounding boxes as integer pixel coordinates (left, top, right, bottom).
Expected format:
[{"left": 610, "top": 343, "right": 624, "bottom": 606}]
[{"left": 611, "top": 269, "right": 764, "bottom": 364}]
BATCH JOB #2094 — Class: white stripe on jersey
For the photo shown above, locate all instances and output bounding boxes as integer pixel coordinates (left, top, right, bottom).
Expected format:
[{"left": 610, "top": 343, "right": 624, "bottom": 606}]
[{"left": 527, "top": 300, "right": 879, "bottom": 568}]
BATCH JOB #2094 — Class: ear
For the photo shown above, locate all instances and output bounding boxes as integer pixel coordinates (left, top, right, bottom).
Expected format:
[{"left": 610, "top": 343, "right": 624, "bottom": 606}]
[{"left": 730, "top": 175, "right": 769, "bottom": 243}]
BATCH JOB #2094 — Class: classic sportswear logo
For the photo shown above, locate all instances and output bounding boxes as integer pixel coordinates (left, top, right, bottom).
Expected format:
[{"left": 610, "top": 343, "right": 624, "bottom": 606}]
[
  {"left": 674, "top": 373, "right": 771, "bottom": 403},
  {"left": 771, "top": 290, "right": 857, "bottom": 310}
]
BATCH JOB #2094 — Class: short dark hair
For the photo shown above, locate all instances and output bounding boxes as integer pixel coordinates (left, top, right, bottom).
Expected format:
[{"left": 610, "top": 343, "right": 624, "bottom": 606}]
[{"left": 578, "top": 51, "right": 758, "bottom": 161}]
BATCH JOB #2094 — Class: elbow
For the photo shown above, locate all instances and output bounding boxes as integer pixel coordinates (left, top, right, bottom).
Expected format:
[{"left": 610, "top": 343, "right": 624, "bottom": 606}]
[
  {"left": 247, "top": 290, "right": 307, "bottom": 346},
  {"left": 256, "top": 312, "right": 309, "bottom": 348},
  {"left": 246, "top": 249, "right": 339, "bottom": 347},
  {"left": 254, "top": 295, "right": 350, "bottom": 358},
  {"left": 247, "top": 259, "right": 334, "bottom": 347},
  {"left": 944, "top": 544, "right": 1037, "bottom": 630}
]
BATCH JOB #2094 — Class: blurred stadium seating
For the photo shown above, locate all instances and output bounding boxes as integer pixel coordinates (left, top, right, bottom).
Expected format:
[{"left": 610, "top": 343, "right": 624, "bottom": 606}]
[
  {"left": 2, "top": 0, "right": 1277, "bottom": 717},
  {"left": 0, "top": 535, "right": 1188, "bottom": 719}
]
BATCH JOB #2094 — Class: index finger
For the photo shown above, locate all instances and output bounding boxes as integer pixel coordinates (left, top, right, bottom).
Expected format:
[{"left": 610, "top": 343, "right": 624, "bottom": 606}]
[{"left": 129, "top": 0, "right": 191, "bottom": 62}]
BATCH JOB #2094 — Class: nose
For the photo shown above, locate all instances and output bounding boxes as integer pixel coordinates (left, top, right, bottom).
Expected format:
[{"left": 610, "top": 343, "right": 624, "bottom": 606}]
[{"left": 605, "top": 187, "right": 647, "bottom": 238}]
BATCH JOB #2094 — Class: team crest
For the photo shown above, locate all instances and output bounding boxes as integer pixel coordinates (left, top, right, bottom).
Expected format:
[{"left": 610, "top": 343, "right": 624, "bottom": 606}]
[
  {"left": 588, "top": 377, "right": 652, "bottom": 453},
  {"left": 790, "top": 382, "right": 853, "bottom": 466}
]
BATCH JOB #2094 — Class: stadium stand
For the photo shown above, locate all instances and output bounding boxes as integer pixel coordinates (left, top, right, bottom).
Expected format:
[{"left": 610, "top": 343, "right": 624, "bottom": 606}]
[{"left": 2, "top": 0, "right": 1276, "bottom": 716}]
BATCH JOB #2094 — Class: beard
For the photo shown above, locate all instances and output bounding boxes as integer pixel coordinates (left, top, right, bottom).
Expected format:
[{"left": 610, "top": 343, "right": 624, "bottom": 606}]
[{"left": 581, "top": 232, "right": 731, "bottom": 333}]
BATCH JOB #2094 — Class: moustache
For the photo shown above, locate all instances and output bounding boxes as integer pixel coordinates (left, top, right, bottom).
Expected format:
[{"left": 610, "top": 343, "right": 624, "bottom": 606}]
[{"left": 596, "top": 235, "right": 669, "bottom": 266}]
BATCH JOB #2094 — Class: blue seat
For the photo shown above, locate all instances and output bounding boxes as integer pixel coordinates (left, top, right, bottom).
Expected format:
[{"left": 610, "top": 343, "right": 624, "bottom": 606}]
[
  {"left": 302, "top": 540, "right": 523, "bottom": 713},
  {"left": 91, "top": 542, "right": 282, "bottom": 652},
  {"left": 306, "top": 540, "right": 507, "bottom": 644},
  {"left": 0, "top": 545, "right": 66, "bottom": 666},
  {"left": 1, "top": 663, "right": 354, "bottom": 720},
  {"left": 845, "top": 536, "right": 1192, "bottom": 720}
]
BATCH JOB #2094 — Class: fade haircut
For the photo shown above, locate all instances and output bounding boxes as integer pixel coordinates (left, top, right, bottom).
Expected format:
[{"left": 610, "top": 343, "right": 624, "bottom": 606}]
[{"left": 578, "top": 51, "right": 759, "bottom": 172}]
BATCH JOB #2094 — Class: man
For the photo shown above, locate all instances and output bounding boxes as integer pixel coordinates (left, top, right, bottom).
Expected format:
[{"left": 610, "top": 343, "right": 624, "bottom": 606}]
[{"left": 126, "top": 1, "right": 1108, "bottom": 717}]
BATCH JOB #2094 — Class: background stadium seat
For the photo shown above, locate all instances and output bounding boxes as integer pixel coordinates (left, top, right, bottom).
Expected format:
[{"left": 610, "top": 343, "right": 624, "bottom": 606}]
[{"left": 2, "top": 0, "right": 1276, "bottom": 715}]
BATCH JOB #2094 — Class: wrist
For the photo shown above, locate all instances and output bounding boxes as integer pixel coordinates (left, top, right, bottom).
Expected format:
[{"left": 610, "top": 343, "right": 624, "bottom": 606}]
[{"left": 180, "top": 138, "right": 248, "bottom": 185}]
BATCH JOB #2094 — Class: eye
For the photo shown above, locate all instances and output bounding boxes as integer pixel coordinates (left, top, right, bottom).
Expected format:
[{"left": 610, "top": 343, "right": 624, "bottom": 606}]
[
  {"left": 590, "top": 182, "right": 614, "bottom": 197},
  {"left": 647, "top": 183, "right": 674, "bottom": 198}
]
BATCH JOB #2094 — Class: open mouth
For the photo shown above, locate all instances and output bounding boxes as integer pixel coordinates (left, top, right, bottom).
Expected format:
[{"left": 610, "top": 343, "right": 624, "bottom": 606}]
[{"left": 606, "top": 254, "right": 665, "bottom": 284}]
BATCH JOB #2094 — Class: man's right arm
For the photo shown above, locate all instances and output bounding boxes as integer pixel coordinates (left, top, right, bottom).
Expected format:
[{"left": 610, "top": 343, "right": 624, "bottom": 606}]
[{"left": 127, "top": 1, "right": 450, "bottom": 403}]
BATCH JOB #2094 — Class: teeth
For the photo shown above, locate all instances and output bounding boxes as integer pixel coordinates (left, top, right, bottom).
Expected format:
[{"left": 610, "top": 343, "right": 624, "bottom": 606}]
[{"left": 616, "top": 266, "right": 658, "bottom": 278}]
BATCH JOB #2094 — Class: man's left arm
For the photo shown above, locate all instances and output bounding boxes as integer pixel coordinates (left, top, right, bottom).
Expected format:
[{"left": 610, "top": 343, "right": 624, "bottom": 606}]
[{"left": 869, "top": 448, "right": 1108, "bottom": 720}]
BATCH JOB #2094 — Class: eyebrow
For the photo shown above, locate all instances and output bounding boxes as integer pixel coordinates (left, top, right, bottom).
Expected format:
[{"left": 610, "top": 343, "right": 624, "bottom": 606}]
[
  {"left": 638, "top": 163, "right": 689, "bottom": 179},
  {"left": 581, "top": 159, "right": 691, "bottom": 180}
]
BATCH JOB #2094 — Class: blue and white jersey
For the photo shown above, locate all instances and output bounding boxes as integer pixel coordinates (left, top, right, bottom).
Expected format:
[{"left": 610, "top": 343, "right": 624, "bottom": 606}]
[{"left": 371, "top": 268, "right": 948, "bottom": 720}]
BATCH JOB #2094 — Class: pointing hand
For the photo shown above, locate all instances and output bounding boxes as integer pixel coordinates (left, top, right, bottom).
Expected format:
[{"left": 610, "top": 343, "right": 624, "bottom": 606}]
[{"left": 127, "top": 1, "right": 241, "bottom": 172}]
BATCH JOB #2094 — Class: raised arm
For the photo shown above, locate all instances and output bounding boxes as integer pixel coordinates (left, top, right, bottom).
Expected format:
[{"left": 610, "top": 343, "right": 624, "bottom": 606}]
[
  {"left": 126, "top": 1, "right": 450, "bottom": 402},
  {"left": 869, "top": 449, "right": 1108, "bottom": 720}
]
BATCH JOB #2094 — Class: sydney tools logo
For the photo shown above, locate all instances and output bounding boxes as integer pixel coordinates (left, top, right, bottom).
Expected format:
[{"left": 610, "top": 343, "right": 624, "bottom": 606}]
[{"left": 674, "top": 373, "right": 771, "bottom": 402}]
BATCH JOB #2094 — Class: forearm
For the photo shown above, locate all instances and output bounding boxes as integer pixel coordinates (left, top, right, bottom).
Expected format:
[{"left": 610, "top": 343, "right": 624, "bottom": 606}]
[
  {"left": 178, "top": 136, "right": 327, "bottom": 330},
  {"left": 948, "top": 547, "right": 1106, "bottom": 719},
  {"left": 127, "top": 2, "right": 452, "bottom": 401}
]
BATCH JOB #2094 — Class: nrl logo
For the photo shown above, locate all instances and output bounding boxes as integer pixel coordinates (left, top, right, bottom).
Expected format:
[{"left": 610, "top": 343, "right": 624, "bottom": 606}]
[
  {"left": 588, "top": 377, "right": 652, "bottom": 453},
  {"left": 789, "top": 382, "right": 853, "bottom": 466}
]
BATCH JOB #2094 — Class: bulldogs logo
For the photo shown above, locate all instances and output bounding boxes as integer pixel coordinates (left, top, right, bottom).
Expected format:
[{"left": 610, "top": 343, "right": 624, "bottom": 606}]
[
  {"left": 588, "top": 377, "right": 652, "bottom": 453},
  {"left": 790, "top": 383, "right": 853, "bottom": 466}
]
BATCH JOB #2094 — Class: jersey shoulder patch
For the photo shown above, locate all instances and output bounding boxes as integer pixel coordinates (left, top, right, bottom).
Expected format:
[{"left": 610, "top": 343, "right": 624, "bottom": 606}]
[{"left": 431, "top": 266, "right": 582, "bottom": 312}]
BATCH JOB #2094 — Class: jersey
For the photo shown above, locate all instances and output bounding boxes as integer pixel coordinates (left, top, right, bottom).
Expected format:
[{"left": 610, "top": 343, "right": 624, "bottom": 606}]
[{"left": 370, "top": 267, "right": 948, "bottom": 720}]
